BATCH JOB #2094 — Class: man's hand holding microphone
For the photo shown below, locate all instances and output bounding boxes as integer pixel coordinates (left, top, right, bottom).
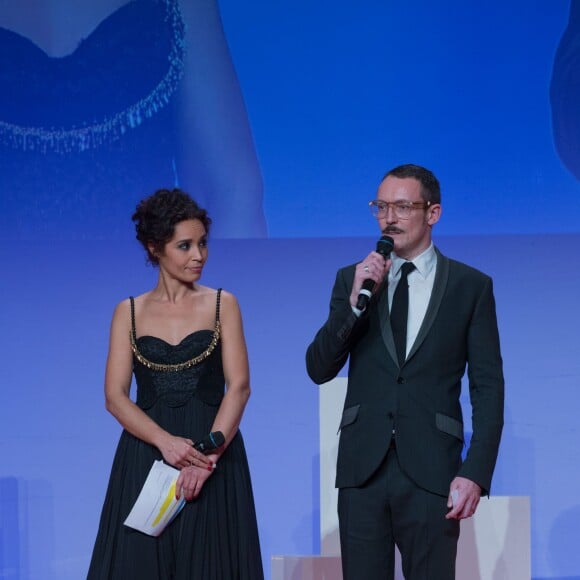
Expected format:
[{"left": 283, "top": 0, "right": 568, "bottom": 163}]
[{"left": 350, "top": 235, "right": 394, "bottom": 315}]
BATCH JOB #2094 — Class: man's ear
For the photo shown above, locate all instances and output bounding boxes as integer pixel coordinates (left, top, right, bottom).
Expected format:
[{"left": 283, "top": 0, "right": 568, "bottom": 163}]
[{"left": 427, "top": 204, "right": 442, "bottom": 226}]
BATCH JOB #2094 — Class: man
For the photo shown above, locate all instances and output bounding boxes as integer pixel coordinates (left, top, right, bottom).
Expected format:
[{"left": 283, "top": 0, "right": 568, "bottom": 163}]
[{"left": 306, "top": 164, "right": 504, "bottom": 580}]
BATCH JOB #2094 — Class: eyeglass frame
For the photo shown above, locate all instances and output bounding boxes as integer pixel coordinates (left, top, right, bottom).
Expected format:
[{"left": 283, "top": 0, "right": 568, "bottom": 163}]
[{"left": 368, "top": 199, "right": 432, "bottom": 219}]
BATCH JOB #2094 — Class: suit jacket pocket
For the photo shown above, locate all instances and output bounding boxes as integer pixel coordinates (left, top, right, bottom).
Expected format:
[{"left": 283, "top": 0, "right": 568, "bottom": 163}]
[
  {"left": 338, "top": 404, "right": 360, "bottom": 433},
  {"left": 435, "top": 412, "right": 464, "bottom": 441}
]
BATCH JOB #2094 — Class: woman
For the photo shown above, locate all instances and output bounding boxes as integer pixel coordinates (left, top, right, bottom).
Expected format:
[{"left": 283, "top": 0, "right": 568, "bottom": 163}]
[{"left": 87, "top": 188, "right": 264, "bottom": 579}]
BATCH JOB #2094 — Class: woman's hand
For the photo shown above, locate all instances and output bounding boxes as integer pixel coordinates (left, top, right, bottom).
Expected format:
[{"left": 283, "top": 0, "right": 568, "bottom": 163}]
[
  {"left": 175, "top": 463, "right": 215, "bottom": 501},
  {"left": 159, "top": 434, "right": 213, "bottom": 470}
]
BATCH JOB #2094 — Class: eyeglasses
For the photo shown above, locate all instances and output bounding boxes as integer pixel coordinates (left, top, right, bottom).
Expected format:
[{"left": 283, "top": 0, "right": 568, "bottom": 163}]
[{"left": 369, "top": 200, "right": 431, "bottom": 219}]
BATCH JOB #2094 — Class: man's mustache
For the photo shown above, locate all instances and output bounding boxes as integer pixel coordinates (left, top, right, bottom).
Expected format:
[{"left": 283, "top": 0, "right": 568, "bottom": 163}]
[{"left": 383, "top": 226, "right": 403, "bottom": 235}]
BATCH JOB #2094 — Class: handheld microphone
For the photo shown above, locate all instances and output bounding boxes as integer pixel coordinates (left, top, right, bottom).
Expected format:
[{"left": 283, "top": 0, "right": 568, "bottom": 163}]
[
  {"left": 355, "top": 235, "right": 394, "bottom": 312},
  {"left": 192, "top": 431, "right": 225, "bottom": 454}
]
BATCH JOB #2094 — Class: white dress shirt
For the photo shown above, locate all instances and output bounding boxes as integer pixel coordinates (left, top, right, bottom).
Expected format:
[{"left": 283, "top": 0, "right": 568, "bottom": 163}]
[{"left": 389, "top": 244, "right": 437, "bottom": 359}]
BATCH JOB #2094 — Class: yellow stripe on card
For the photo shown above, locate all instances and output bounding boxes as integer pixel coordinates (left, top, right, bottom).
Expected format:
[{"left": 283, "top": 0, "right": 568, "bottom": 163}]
[{"left": 152, "top": 481, "right": 177, "bottom": 527}]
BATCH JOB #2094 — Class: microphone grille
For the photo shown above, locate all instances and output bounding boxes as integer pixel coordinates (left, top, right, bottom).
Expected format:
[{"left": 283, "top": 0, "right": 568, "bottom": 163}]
[
  {"left": 211, "top": 431, "right": 225, "bottom": 447},
  {"left": 376, "top": 235, "right": 394, "bottom": 257}
]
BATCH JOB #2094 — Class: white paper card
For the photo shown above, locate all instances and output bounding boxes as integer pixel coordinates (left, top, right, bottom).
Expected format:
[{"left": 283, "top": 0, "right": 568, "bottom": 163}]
[{"left": 124, "top": 460, "right": 186, "bottom": 536}]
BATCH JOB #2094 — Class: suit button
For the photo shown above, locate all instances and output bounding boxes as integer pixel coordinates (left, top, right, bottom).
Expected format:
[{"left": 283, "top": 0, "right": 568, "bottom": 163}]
[
  {"left": 387, "top": 412, "right": 394, "bottom": 419},
  {"left": 397, "top": 377, "right": 405, "bottom": 384}
]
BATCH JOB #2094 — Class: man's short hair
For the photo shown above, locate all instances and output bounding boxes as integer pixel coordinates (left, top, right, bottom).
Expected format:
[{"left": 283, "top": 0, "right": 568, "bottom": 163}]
[{"left": 383, "top": 164, "right": 441, "bottom": 204}]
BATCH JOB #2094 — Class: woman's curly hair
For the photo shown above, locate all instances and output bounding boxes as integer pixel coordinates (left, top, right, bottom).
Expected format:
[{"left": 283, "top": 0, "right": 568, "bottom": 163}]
[{"left": 132, "top": 188, "right": 211, "bottom": 265}]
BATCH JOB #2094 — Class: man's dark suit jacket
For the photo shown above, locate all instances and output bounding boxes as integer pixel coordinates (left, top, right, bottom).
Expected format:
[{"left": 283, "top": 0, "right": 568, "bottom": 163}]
[{"left": 306, "top": 247, "right": 504, "bottom": 497}]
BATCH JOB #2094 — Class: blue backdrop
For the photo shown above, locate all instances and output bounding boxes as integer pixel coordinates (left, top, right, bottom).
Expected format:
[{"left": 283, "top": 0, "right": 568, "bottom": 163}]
[{"left": 1, "top": 1, "right": 579, "bottom": 578}]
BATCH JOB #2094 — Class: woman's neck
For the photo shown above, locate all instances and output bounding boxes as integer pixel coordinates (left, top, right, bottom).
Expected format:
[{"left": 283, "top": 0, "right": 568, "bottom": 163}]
[{"left": 152, "top": 274, "right": 197, "bottom": 304}]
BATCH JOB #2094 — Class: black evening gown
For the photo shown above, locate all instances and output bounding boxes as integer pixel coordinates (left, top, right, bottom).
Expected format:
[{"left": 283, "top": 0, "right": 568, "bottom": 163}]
[{"left": 87, "top": 290, "right": 264, "bottom": 579}]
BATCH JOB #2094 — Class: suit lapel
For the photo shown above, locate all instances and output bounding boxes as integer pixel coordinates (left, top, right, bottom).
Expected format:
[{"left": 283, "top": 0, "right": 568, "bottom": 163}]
[
  {"left": 406, "top": 248, "right": 449, "bottom": 362},
  {"left": 379, "top": 247, "right": 450, "bottom": 368},
  {"left": 378, "top": 277, "right": 398, "bottom": 365}
]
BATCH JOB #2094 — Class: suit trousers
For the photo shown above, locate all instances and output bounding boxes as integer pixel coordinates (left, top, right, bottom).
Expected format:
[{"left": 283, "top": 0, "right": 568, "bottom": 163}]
[{"left": 338, "top": 447, "right": 459, "bottom": 580}]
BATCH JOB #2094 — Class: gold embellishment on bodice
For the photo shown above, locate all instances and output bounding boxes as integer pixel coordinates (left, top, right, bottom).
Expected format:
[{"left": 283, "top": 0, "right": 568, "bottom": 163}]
[{"left": 130, "top": 322, "right": 221, "bottom": 372}]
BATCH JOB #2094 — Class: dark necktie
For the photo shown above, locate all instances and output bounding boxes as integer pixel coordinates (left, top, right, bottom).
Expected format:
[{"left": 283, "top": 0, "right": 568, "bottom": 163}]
[{"left": 391, "top": 262, "right": 416, "bottom": 366}]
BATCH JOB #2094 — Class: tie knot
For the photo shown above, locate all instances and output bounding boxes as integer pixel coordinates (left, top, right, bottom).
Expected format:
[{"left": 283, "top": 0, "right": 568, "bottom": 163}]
[{"left": 400, "top": 262, "right": 416, "bottom": 279}]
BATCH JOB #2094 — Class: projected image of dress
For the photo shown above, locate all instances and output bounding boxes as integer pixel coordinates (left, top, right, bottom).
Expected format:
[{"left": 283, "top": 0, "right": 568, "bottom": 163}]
[
  {"left": 0, "top": 0, "right": 267, "bottom": 239},
  {"left": 551, "top": 3, "right": 580, "bottom": 183}
]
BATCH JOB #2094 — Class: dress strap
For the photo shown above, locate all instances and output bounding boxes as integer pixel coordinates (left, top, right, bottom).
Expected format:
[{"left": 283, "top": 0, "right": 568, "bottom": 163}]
[
  {"left": 129, "top": 296, "right": 137, "bottom": 342},
  {"left": 215, "top": 288, "right": 222, "bottom": 324}
]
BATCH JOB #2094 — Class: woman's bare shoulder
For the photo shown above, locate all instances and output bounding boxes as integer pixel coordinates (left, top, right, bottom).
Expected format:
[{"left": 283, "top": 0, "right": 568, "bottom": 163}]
[{"left": 111, "top": 290, "right": 153, "bottom": 319}]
